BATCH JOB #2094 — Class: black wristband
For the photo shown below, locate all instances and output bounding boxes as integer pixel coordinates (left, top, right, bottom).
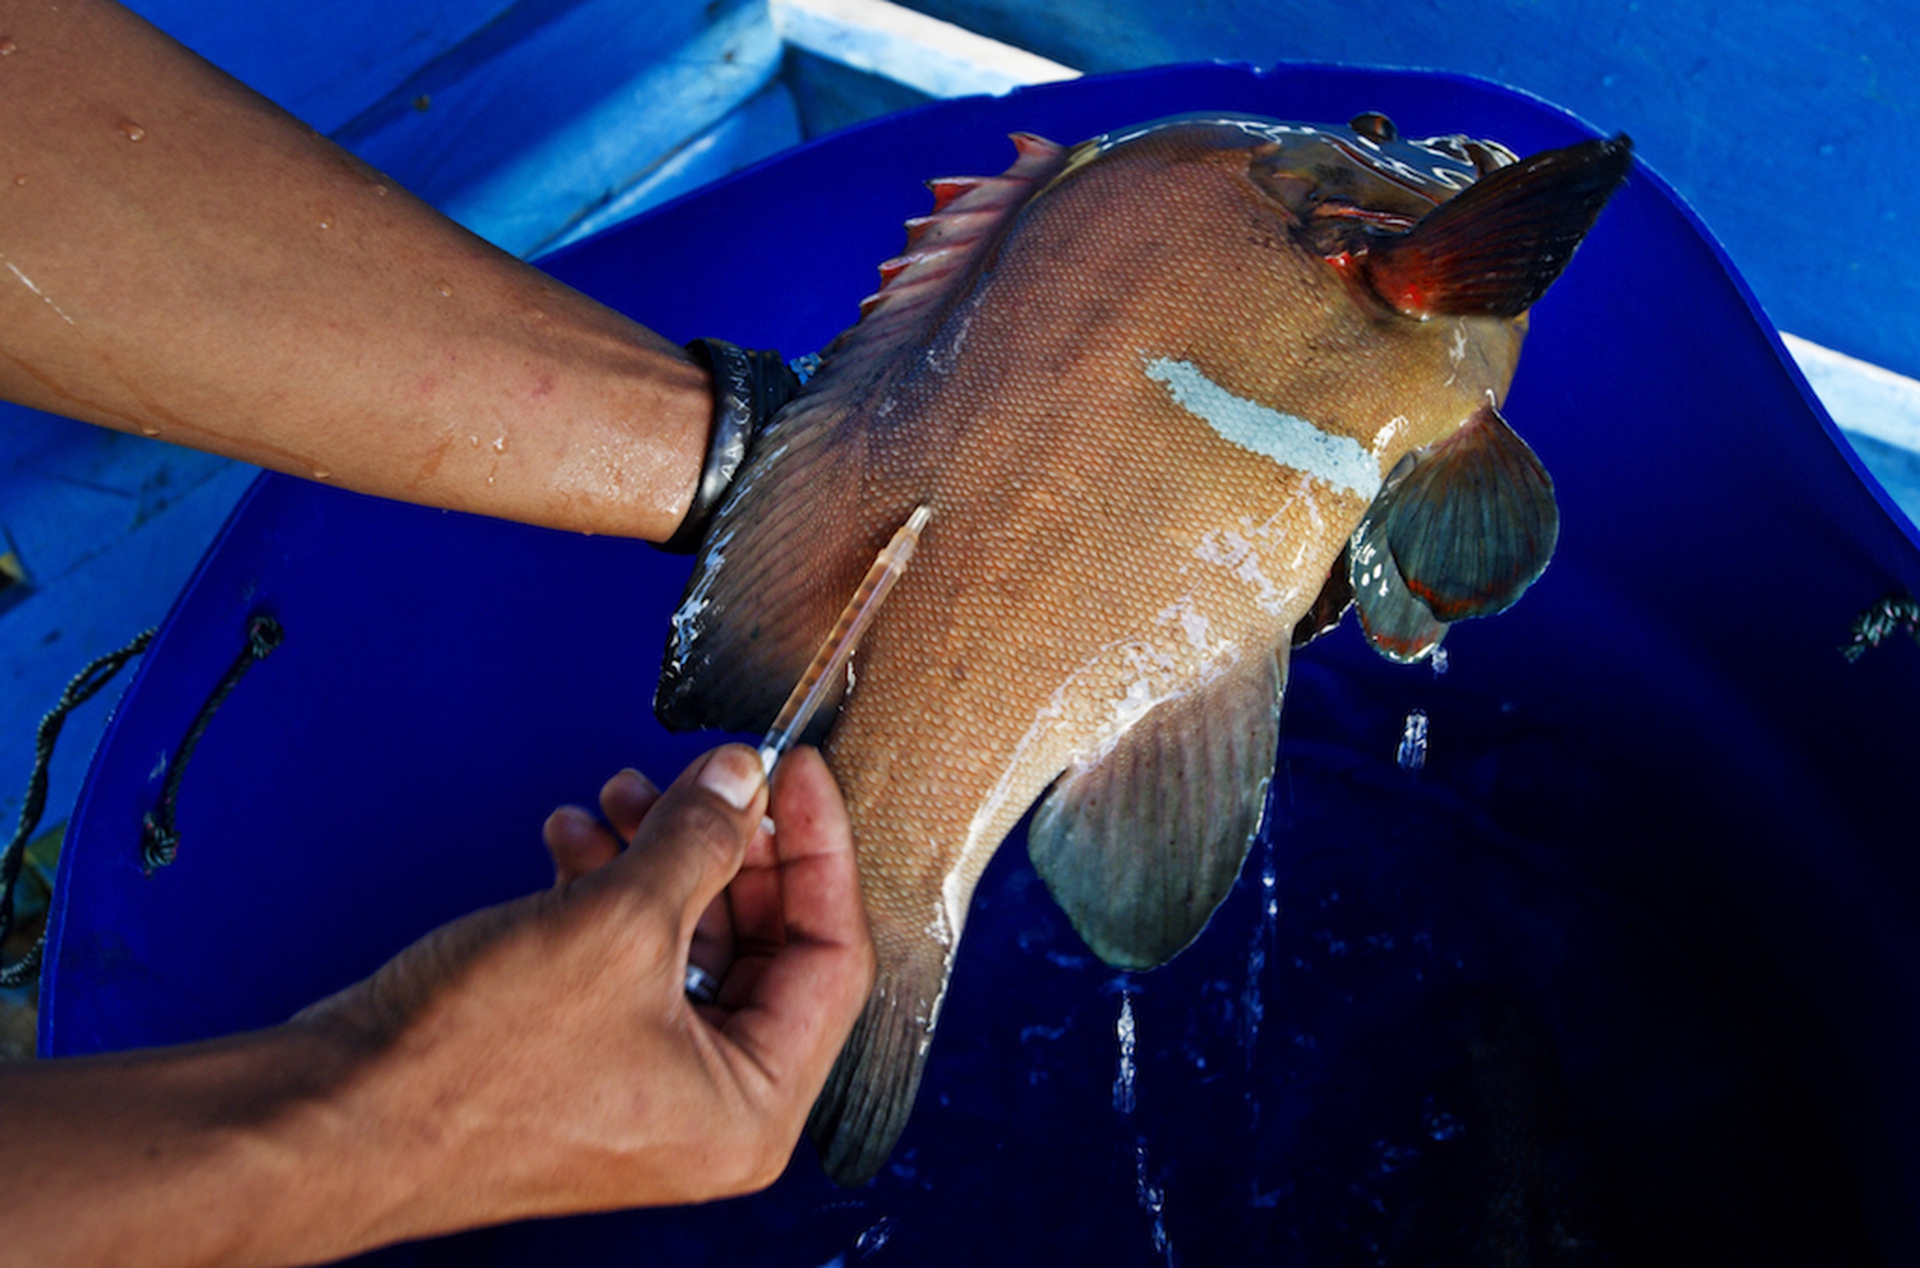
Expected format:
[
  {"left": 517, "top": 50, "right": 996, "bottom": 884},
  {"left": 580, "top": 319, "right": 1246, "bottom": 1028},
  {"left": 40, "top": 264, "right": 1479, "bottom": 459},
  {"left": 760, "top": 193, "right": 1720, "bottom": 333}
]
[{"left": 659, "top": 338, "right": 801, "bottom": 554}]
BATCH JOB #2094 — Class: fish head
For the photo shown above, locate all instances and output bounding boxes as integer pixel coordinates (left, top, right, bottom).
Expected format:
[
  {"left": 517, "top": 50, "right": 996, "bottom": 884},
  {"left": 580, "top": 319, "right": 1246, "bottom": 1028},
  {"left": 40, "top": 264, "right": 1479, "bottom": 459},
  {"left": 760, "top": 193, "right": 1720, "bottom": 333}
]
[
  {"left": 1244, "top": 112, "right": 1514, "bottom": 235},
  {"left": 1047, "top": 112, "right": 1628, "bottom": 458}
]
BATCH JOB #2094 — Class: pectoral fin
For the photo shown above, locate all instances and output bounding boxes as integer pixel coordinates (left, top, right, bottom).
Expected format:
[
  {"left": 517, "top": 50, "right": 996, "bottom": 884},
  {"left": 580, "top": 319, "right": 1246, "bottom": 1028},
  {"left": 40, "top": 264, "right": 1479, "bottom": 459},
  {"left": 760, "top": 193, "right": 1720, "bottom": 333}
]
[
  {"left": 1350, "top": 508, "right": 1451, "bottom": 663},
  {"left": 1027, "top": 646, "right": 1286, "bottom": 970},
  {"left": 1362, "top": 135, "right": 1632, "bottom": 318}
]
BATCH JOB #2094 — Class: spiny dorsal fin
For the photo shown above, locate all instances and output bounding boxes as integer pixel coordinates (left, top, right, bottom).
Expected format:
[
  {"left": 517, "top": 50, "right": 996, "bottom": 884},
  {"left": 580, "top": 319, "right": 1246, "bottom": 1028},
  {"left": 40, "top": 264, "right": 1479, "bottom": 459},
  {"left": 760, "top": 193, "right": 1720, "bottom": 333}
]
[
  {"left": 654, "top": 134, "right": 1071, "bottom": 735},
  {"left": 1362, "top": 135, "right": 1632, "bottom": 318},
  {"left": 1028, "top": 646, "right": 1286, "bottom": 970},
  {"left": 827, "top": 132, "right": 1071, "bottom": 375}
]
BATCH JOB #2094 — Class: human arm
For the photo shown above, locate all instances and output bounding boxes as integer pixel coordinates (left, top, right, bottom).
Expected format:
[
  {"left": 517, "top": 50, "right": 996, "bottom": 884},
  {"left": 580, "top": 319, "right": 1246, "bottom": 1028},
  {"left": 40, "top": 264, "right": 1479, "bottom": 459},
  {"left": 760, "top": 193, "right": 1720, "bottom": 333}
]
[
  {"left": 0, "top": 0, "right": 712, "bottom": 541},
  {"left": 0, "top": 745, "right": 874, "bottom": 1266}
]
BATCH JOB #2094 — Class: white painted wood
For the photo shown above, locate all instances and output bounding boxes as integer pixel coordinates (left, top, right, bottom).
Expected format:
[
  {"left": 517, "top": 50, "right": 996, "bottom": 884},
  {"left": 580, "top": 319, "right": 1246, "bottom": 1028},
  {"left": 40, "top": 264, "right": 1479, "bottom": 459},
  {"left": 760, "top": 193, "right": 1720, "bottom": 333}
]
[{"left": 770, "top": 0, "right": 1079, "bottom": 97}]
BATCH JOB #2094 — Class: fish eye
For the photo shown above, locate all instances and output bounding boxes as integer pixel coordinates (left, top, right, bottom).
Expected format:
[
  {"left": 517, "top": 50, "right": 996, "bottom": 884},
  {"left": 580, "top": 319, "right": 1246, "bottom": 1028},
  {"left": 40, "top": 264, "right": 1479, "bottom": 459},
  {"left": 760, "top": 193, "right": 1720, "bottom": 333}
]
[{"left": 1349, "top": 112, "right": 1398, "bottom": 143}]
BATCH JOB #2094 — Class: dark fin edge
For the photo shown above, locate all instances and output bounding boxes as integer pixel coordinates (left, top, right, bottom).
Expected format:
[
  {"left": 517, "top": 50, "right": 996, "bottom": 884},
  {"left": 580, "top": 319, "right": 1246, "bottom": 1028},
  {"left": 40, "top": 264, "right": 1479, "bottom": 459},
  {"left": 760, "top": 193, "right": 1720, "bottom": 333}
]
[
  {"left": 651, "top": 405, "right": 867, "bottom": 734},
  {"left": 1028, "top": 646, "right": 1286, "bottom": 970},
  {"left": 808, "top": 946, "right": 950, "bottom": 1187},
  {"left": 1379, "top": 403, "right": 1559, "bottom": 622},
  {"left": 1362, "top": 135, "right": 1632, "bottom": 318}
]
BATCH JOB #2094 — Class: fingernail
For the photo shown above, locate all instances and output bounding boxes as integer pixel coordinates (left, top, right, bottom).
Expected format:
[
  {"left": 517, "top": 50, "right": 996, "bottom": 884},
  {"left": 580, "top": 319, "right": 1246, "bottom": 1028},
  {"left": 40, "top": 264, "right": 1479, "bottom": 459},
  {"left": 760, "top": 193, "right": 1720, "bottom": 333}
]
[
  {"left": 603, "top": 766, "right": 654, "bottom": 810},
  {"left": 697, "top": 745, "right": 764, "bottom": 812},
  {"left": 546, "top": 804, "right": 596, "bottom": 844}
]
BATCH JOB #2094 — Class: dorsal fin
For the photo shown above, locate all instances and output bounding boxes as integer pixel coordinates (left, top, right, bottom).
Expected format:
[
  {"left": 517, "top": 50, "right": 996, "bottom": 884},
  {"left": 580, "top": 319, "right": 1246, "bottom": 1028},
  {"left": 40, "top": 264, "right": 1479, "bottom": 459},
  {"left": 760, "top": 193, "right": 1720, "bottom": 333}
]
[
  {"left": 654, "top": 133, "right": 1072, "bottom": 735},
  {"left": 826, "top": 132, "right": 1071, "bottom": 380}
]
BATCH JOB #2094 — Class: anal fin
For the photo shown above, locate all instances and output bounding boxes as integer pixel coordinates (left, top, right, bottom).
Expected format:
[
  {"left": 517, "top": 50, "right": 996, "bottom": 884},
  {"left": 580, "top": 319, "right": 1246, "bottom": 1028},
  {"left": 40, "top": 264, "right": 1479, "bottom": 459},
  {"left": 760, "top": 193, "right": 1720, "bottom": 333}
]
[
  {"left": 808, "top": 938, "right": 951, "bottom": 1187},
  {"left": 1028, "top": 645, "right": 1286, "bottom": 971}
]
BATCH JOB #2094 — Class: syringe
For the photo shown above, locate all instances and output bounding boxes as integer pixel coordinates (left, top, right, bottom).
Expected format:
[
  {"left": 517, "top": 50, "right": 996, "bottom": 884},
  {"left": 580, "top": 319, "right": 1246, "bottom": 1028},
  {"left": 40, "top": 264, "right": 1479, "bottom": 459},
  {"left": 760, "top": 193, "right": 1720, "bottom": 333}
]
[{"left": 757, "top": 504, "right": 932, "bottom": 781}]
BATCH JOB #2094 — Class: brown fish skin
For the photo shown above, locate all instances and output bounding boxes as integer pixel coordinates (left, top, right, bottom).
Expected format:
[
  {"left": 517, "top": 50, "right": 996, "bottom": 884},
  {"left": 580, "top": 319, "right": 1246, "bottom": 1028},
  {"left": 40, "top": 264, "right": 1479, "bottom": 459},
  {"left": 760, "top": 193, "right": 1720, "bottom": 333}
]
[{"left": 657, "top": 116, "right": 1631, "bottom": 1185}]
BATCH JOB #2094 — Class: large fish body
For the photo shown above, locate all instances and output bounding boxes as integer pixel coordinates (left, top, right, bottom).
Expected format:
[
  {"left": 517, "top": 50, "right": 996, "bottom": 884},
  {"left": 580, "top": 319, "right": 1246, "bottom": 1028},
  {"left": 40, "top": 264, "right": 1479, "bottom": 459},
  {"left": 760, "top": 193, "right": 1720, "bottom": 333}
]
[{"left": 657, "top": 113, "right": 1630, "bottom": 1184}]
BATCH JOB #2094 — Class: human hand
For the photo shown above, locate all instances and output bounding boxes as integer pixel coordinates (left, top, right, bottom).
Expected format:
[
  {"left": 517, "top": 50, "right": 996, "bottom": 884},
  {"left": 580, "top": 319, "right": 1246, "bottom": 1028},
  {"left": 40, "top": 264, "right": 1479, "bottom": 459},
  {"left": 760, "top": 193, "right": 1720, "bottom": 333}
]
[{"left": 297, "top": 743, "right": 873, "bottom": 1247}]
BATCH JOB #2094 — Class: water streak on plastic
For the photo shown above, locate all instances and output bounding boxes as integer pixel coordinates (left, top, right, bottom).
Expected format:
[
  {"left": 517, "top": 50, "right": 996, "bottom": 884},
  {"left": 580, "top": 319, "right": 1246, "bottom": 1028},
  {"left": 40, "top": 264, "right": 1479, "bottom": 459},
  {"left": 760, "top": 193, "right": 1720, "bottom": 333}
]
[
  {"left": 1133, "top": 1136, "right": 1174, "bottom": 1264},
  {"left": 1241, "top": 833, "right": 1279, "bottom": 1067},
  {"left": 1113, "top": 985, "right": 1138, "bottom": 1115},
  {"left": 1396, "top": 708, "right": 1429, "bottom": 770},
  {"left": 757, "top": 505, "right": 931, "bottom": 780}
]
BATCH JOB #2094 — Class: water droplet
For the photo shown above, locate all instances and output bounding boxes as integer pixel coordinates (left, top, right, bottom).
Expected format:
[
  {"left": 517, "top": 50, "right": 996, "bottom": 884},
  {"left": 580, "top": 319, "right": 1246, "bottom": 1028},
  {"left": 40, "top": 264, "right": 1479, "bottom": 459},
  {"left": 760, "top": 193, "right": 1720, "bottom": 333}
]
[
  {"left": 468, "top": 435, "right": 480, "bottom": 448},
  {"left": 116, "top": 118, "right": 146, "bottom": 142},
  {"left": 1421, "top": 1097, "right": 1464, "bottom": 1141},
  {"left": 1429, "top": 645, "right": 1449, "bottom": 676},
  {"left": 12, "top": 174, "right": 25, "bottom": 186},
  {"left": 490, "top": 436, "right": 505, "bottom": 453},
  {"left": 317, "top": 214, "right": 334, "bottom": 230},
  {"left": 436, "top": 282, "right": 453, "bottom": 298},
  {"left": 0, "top": 37, "right": 17, "bottom": 55},
  {"left": 1396, "top": 708, "right": 1428, "bottom": 770},
  {"left": 854, "top": 1216, "right": 896, "bottom": 1256},
  {"left": 371, "top": 183, "right": 389, "bottom": 197},
  {"left": 412, "top": 94, "right": 431, "bottom": 112},
  {"left": 312, "top": 465, "right": 331, "bottom": 480},
  {"left": 139, "top": 422, "right": 160, "bottom": 437}
]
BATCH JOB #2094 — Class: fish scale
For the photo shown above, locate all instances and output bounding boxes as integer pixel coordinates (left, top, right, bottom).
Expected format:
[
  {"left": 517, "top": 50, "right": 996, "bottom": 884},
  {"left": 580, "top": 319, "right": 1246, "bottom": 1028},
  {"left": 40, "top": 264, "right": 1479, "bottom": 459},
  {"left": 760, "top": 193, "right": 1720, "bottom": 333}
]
[{"left": 657, "top": 113, "right": 1631, "bottom": 1185}]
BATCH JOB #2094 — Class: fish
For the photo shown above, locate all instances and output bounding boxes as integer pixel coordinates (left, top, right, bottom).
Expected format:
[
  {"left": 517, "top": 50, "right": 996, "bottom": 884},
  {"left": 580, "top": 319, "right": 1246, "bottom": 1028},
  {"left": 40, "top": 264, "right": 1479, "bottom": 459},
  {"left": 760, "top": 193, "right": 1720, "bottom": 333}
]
[{"left": 655, "top": 110, "right": 1631, "bottom": 1185}]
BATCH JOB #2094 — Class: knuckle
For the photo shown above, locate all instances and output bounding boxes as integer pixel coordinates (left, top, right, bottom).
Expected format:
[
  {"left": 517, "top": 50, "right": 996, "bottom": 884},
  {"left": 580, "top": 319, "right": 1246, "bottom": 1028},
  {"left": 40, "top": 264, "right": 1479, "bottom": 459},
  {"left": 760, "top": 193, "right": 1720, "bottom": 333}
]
[{"left": 652, "top": 793, "right": 746, "bottom": 866}]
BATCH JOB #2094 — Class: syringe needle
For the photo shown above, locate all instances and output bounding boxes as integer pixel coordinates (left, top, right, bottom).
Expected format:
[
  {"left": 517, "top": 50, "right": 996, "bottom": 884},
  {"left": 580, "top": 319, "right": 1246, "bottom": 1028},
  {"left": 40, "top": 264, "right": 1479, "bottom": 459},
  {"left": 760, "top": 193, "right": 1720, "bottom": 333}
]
[{"left": 758, "top": 504, "right": 931, "bottom": 780}]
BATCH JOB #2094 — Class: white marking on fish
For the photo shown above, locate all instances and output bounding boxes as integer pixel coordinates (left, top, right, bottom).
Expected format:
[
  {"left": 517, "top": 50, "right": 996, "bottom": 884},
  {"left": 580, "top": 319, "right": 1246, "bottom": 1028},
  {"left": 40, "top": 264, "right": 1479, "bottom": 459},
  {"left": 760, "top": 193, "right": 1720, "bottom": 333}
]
[
  {"left": 1194, "top": 520, "right": 1295, "bottom": 614},
  {"left": 1155, "top": 598, "right": 1212, "bottom": 653},
  {"left": 1144, "top": 356, "right": 1382, "bottom": 499},
  {"left": 1371, "top": 415, "right": 1408, "bottom": 458}
]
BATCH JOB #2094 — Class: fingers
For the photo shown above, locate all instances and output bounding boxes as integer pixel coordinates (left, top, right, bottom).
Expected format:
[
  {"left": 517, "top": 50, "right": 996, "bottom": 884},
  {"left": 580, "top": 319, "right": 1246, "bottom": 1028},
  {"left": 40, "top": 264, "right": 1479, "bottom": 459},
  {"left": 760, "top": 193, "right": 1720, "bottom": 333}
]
[
  {"left": 604, "top": 745, "right": 768, "bottom": 936},
  {"left": 598, "top": 767, "right": 658, "bottom": 840},
  {"left": 542, "top": 806, "right": 621, "bottom": 889},
  {"left": 542, "top": 768, "right": 660, "bottom": 889},
  {"left": 721, "top": 746, "right": 874, "bottom": 1085}
]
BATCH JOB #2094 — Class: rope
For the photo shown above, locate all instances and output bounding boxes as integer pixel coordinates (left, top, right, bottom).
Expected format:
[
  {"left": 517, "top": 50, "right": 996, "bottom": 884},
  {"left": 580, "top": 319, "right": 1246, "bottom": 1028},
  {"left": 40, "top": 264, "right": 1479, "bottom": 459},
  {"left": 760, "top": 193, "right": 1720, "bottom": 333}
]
[
  {"left": 1, "top": 613, "right": 284, "bottom": 990},
  {"left": 1, "top": 629, "right": 155, "bottom": 989},
  {"left": 140, "top": 615, "right": 283, "bottom": 871}
]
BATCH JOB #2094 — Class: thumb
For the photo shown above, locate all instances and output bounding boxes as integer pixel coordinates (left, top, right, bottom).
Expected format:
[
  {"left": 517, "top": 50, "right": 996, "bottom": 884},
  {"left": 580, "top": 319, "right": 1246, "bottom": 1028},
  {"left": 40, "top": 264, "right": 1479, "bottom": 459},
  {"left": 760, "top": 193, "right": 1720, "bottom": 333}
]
[{"left": 605, "top": 744, "right": 768, "bottom": 931}]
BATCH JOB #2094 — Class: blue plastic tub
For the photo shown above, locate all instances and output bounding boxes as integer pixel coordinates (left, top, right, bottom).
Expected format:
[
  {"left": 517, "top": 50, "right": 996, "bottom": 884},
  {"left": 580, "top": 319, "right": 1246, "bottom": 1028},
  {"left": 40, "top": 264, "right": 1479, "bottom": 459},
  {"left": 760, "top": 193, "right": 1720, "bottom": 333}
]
[{"left": 43, "top": 64, "right": 1920, "bottom": 1264}]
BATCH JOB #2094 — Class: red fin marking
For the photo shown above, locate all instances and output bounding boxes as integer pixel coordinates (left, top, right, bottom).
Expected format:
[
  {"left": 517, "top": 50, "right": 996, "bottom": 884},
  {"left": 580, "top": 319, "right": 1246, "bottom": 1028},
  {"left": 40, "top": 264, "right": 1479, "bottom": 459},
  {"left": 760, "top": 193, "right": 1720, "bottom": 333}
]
[{"left": 1362, "top": 135, "right": 1632, "bottom": 318}]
